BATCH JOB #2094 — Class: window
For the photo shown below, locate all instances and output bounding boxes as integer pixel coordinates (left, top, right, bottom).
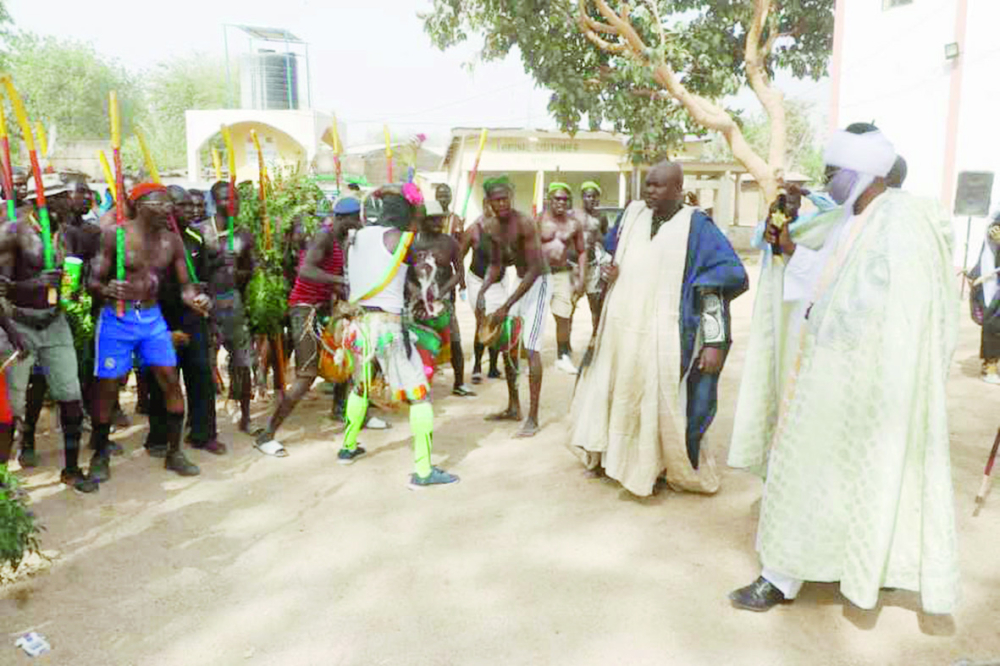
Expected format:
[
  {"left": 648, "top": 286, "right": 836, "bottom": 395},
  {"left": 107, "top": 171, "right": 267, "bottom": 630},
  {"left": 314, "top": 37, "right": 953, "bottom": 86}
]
[{"left": 883, "top": 0, "right": 914, "bottom": 9}]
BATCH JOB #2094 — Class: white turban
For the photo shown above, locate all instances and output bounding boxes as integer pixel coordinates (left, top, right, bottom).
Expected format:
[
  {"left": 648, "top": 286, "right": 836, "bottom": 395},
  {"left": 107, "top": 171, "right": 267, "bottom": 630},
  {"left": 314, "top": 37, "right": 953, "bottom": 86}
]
[{"left": 823, "top": 130, "right": 897, "bottom": 178}]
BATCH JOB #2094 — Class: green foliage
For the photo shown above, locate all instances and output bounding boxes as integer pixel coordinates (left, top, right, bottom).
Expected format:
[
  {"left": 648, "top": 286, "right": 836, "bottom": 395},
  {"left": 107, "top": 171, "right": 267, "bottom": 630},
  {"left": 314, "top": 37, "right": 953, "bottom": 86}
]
[
  {"left": 423, "top": 1, "right": 834, "bottom": 164},
  {"left": 0, "top": 467, "right": 42, "bottom": 572},
  {"left": 702, "top": 100, "right": 825, "bottom": 183},
  {"left": 62, "top": 292, "right": 95, "bottom": 354},
  {"left": 244, "top": 271, "right": 288, "bottom": 336}
]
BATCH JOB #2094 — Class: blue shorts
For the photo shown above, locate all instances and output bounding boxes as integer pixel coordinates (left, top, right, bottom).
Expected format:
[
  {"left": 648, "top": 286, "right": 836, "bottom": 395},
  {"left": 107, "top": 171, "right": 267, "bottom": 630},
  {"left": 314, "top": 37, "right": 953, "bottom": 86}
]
[{"left": 94, "top": 305, "right": 177, "bottom": 379}]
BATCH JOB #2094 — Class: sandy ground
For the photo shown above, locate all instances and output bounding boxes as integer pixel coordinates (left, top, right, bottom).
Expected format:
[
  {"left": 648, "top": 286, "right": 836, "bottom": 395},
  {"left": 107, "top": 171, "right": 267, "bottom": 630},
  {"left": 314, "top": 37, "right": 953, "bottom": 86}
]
[{"left": 2, "top": 264, "right": 1000, "bottom": 666}]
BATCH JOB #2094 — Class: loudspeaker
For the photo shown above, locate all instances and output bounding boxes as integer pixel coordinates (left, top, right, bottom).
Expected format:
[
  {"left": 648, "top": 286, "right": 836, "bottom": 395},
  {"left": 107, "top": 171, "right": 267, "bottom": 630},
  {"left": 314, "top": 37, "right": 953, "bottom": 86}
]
[{"left": 954, "top": 171, "right": 994, "bottom": 217}]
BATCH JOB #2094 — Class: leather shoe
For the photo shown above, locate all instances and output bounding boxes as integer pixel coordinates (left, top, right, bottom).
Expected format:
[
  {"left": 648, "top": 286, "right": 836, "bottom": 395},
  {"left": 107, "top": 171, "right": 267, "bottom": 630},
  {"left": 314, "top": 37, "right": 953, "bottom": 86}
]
[
  {"left": 728, "top": 576, "right": 791, "bottom": 612},
  {"left": 88, "top": 453, "right": 111, "bottom": 483},
  {"left": 165, "top": 452, "right": 200, "bottom": 477}
]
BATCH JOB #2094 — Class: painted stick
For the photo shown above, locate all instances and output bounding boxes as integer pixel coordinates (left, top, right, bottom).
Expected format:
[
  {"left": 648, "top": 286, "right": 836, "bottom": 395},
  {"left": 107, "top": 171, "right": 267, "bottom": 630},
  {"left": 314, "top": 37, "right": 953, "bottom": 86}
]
[
  {"left": 2, "top": 76, "right": 56, "bottom": 305},
  {"left": 383, "top": 124, "right": 393, "bottom": 183},
  {"left": 531, "top": 169, "right": 540, "bottom": 218},
  {"left": 0, "top": 100, "right": 16, "bottom": 221},
  {"left": 330, "top": 116, "right": 343, "bottom": 193},
  {"left": 109, "top": 91, "right": 127, "bottom": 316},
  {"left": 134, "top": 128, "right": 160, "bottom": 184},
  {"left": 974, "top": 428, "right": 1000, "bottom": 514},
  {"left": 250, "top": 129, "right": 271, "bottom": 251},
  {"left": 459, "top": 128, "right": 489, "bottom": 221},
  {"left": 407, "top": 133, "right": 426, "bottom": 184},
  {"left": 220, "top": 124, "right": 236, "bottom": 252},
  {"left": 36, "top": 121, "right": 51, "bottom": 173},
  {"left": 211, "top": 147, "right": 223, "bottom": 182},
  {"left": 97, "top": 150, "right": 116, "bottom": 203}
]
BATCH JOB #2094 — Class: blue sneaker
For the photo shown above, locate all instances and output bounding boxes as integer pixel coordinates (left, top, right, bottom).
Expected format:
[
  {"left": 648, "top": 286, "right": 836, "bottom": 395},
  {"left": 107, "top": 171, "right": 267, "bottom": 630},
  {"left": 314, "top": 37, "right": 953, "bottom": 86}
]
[
  {"left": 337, "top": 446, "right": 367, "bottom": 465},
  {"left": 408, "top": 467, "right": 460, "bottom": 490}
]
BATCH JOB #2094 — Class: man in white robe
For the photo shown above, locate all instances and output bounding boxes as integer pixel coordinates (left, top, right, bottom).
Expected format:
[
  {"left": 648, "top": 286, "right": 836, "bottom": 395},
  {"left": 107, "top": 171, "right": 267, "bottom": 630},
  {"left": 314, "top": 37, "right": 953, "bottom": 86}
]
[
  {"left": 569, "top": 161, "right": 748, "bottom": 497},
  {"left": 728, "top": 126, "right": 960, "bottom": 614}
]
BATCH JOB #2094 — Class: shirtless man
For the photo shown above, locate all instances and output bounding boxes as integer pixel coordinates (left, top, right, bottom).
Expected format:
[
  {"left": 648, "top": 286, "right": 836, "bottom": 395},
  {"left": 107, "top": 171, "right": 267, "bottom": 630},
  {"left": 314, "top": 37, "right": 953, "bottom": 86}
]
[
  {"left": 18, "top": 177, "right": 103, "bottom": 469},
  {"left": 435, "top": 184, "right": 464, "bottom": 240},
  {"left": 409, "top": 200, "right": 473, "bottom": 396},
  {"left": 459, "top": 213, "right": 503, "bottom": 383},
  {"left": 0, "top": 174, "right": 94, "bottom": 491},
  {"left": 478, "top": 176, "right": 550, "bottom": 437},
  {"left": 579, "top": 181, "right": 609, "bottom": 334},
  {"left": 89, "top": 182, "right": 210, "bottom": 481},
  {"left": 538, "top": 182, "right": 586, "bottom": 375},
  {"left": 197, "top": 181, "right": 257, "bottom": 432}
]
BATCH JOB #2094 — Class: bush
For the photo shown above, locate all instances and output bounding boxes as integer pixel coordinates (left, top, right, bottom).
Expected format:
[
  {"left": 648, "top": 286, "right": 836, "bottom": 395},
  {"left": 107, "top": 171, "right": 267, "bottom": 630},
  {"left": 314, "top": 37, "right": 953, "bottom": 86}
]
[{"left": 0, "top": 468, "right": 42, "bottom": 572}]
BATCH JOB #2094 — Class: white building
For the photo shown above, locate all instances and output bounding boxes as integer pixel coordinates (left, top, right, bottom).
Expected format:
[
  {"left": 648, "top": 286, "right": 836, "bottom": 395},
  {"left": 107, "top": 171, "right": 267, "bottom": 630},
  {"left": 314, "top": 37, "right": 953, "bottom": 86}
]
[{"left": 829, "top": 0, "right": 1000, "bottom": 265}]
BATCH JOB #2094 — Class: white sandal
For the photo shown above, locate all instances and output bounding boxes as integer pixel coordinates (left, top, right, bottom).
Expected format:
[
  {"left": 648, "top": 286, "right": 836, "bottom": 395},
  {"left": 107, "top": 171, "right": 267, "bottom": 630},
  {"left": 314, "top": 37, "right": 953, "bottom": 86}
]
[{"left": 254, "top": 439, "right": 289, "bottom": 457}]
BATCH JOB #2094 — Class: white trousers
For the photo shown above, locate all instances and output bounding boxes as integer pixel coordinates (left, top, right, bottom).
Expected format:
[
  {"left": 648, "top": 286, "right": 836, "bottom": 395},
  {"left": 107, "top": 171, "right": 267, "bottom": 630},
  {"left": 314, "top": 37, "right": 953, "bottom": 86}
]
[{"left": 762, "top": 567, "right": 804, "bottom": 600}]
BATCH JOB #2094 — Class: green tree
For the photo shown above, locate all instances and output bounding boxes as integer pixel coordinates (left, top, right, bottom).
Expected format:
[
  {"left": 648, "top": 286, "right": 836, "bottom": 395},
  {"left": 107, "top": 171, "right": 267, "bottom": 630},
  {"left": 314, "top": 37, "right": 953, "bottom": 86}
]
[
  {"left": 143, "top": 54, "right": 233, "bottom": 171},
  {"left": 424, "top": 0, "right": 834, "bottom": 198},
  {"left": 6, "top": 33, "right": 144, "bottom": 145}
]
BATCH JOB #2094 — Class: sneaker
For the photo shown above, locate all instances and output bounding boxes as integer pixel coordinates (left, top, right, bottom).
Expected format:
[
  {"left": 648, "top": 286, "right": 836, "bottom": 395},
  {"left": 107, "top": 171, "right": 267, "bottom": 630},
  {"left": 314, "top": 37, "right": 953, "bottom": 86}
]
[
  {"left": 60, "top": 467, "right": 99, "bottom": 493},
  {"left": 88, "top": 453, "right": 111, "bottom": 484},
  {"left": 471, "top": 371, "right": 483, "bottom": 385},
  {"left": 408, "top": 466, "right": 460, "bottom": 490},
  {"left": 555, "top": 354, "right": 578, "bottom": 375},
  {"left": 337, "top": 446, "right": 367, "bottom": 465},
  {"left": 364, "top": 417, "right": 390, "bottom": 430},
  {"left": 165, "top": 451, "right": 201, "bottom": 476},
  {"left": 983, "top": 373, "right": 1000, "bottom": 386},
  {"left": 452, "top": 385, "right": 476, "bottom": 397}
]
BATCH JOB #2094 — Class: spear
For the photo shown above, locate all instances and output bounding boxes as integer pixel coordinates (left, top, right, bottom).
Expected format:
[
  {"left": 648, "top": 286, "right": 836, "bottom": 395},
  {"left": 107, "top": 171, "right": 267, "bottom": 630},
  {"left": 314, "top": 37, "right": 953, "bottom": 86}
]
[
  {"left": 2, "top": 76, "right": 56, "bottom": 305},
  {"left": 97, "top": 150, "right": 116, "bottom": 203},
  {"left": 250, "top": 129, "right": 271, "bottom": 251},
  {"left": 459, "top": 128, "right": 489, "bottom": 222},
  {"left": 0, "top": 100, "right": 16, "bottom": 221},
  {"left": 108, "top": 90, "right": 127, "bottom": 316},
  {"left": 136, "top": 127, "right": 197, "bottom": 283},
  {"left": 36, "top": 121, "right": 52, "bottom": 173},
  {"left": 220, "top": 124, "right": 236, "bottom": 253},
  {"left": 383, "top": 124, "right": 393, "bottom": 183},
  {"left": 211, "top": 147, "right": 223, "bottom": 183},
  {"left": 330, "top": 116, "right": 342, "bottom": 193},
  {"left": 974, "top": 428, "right": 1000, "bottom": 515}
]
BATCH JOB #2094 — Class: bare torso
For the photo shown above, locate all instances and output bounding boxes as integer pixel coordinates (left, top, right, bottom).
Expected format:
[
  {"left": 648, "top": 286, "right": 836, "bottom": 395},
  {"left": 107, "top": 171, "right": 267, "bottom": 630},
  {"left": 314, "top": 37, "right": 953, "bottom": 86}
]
[
  {"left": 538, "top": 210, "right": 584, "bottom": 269},
  {"left": 195, "top": 216, "right": 255, "bottom": 296}
]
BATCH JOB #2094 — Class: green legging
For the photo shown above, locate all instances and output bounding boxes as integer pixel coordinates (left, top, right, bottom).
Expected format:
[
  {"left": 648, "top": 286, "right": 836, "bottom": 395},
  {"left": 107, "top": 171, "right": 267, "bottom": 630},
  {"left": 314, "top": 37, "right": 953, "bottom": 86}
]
[{"left": 343, "top": 392, "right": 434, "bottom": 478}]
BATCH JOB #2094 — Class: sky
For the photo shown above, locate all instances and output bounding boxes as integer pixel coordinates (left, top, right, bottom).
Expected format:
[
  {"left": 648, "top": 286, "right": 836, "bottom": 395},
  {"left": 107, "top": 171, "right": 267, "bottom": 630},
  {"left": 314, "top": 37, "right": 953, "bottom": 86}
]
[{"left": 7, "top": 0, "right": 830, "bottom": 152}]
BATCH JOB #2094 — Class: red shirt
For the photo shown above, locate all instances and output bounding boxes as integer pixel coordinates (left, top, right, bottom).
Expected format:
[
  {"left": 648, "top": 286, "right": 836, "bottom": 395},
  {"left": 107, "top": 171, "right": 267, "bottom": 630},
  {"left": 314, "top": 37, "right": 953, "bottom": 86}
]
[{"left": 288, "top": 238, "right": 345, "bottom": 306}]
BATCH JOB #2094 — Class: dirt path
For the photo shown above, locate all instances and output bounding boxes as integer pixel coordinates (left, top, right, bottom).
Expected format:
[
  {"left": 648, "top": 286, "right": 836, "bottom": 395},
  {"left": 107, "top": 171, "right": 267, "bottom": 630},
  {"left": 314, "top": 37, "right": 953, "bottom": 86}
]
[{"left": 2, "top": 271, "right": 998, "bottom": 665}]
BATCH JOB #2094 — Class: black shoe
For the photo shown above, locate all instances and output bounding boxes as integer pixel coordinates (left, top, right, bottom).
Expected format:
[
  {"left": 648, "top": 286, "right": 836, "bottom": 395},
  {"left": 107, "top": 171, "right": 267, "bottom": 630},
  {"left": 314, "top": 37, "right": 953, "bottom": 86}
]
[
  {"left": 17, "top": 447, "right": 39, "bottom": 468},
  {"left": 145, "top": 444, "right": 168, "bottom": 459},
  {"left": 88, "top": 453, "right": 111, "bottom": 483},
  {"left": 487, "top": 368, "right": 502, "bottom": 379},
  {"left": 165, "top": 452, "right": 200, "bottom": 476},
  {"left": 728, "top": 577, "right": 791, "bottom": 612},
  {"left": 60, "top": 467, "right": 99, "bottom": 493}
]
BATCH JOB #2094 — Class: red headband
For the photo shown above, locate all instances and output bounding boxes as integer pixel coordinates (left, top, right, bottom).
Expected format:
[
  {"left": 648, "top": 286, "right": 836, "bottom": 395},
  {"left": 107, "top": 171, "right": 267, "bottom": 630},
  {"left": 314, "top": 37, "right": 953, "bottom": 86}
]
[{"left": 129, "top": 182, "right": 168, "bottom": 203}]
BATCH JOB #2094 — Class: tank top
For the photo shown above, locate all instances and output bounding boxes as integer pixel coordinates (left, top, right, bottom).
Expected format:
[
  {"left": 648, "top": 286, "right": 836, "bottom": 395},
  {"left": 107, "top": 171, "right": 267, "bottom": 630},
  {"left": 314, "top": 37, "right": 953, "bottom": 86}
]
[
  {"left": 348, "top": 226, "right": 408, "bottom": 314},
  {"left": 288, "top": 237, "right": 345, "bottom": 306}
]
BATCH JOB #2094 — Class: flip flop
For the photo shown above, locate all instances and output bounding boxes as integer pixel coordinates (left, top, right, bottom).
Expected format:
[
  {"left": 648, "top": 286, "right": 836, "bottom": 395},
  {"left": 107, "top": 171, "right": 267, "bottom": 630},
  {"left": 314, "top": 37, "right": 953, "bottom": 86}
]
[
  {"left": 364, "top": 417, "right": 390, "bottom": 430},
  {"left": 254, "top": 439, "right": 289, "bottom": 457}
]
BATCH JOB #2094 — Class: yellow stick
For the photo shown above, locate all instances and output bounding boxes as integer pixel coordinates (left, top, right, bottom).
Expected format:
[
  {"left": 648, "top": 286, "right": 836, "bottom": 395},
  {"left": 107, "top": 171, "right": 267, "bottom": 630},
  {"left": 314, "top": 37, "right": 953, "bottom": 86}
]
[
  {"left": 36, "top": 121, "right": 48, "bottom": 157},
  {"left": 134, "top": 128, "right": 161, "bottom": 184},
  {"left": 330, "top": 115, "right": 342, "bottom": 155},
  {"left": 109, "top": 91, "right": 120, "bottom": 150},
  {"left": 2, "top": 76, "right": 36, "bottom": 152},
  {"left": 220, "top": 124, "right": 236, "bottom": 179},
  {"left": 211, "top": 147, "right": 223, "bottom": 182},
  {"left": 0, "top": 103, "right": 7, "bottom": 140},
  {"left": 97, "top": 150, "right": 117, "bottom": 202}
]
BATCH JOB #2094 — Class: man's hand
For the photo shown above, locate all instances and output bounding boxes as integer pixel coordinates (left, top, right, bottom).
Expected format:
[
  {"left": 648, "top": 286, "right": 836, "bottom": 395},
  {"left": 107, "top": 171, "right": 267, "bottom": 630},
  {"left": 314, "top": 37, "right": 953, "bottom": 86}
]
[
  {"left": 171, "top": 331, "right": 191, "bottom": 348},
  {"left": 190, "top": 293, "right": 212, "bottom": 318},
  {"left": 104, "top": 279, "right": 137, "bottom": 301},
  {"left": 491, "top": 305, "right": 509, "bottom": 324},
  {"left": 7, "top": 327, "right": 28, "bottom": 359},
  {"left": 763, "top": 223, "right": 796, "bottom": 257},
  {"left": 476, "top": 292, "right": 487, "bottom": 316},
  {"left": 602, "top": 263, "right": 618, "bottom": 286},
  {"left": 698, "top": 347, "right": 725, "bottom": 374}
]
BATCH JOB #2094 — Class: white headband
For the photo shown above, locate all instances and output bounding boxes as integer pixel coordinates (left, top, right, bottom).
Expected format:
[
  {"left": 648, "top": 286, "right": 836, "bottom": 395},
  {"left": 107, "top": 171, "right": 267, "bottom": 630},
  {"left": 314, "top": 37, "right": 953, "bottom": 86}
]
[{"left": 823, "top": 130, "right": 897, "bottom": 178}]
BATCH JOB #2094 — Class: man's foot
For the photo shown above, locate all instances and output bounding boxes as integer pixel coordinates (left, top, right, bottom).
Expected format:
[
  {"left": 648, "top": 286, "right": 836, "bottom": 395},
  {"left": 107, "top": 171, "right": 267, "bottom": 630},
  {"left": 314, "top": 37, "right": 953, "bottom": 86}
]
[
  {"left": 165, "top": 451, "right": 201, "bottom": 476},
  {"left": 555, "top": 354, "right": 578, "bottom": 375},
  {"left": 471, "top": 371, "right": 483, "bottom": 385},
  {"left": 88, "top": 453, "right": 111, "bottom": 484},
  {"left": 238, "top": 418, "right": 263, "bottom": 436},
  {"left": 728, "top": 577, "right": 791, "bottom": 612},
  {"left": 17, "top": 447, "right": 39, "bottom": 468},
  {"left": 145, "top": 444, "right": 168, "bottom": 459},
  {"left": 408, "top": 466, "right": 460, "bottom": 490},
  {"left": 452, "top": 385, "right": 476, "bottom": 397},
  {"left": 191, "top": 439, "right": 227, "bottom": 455},
  {"left": 487, "top": 368, "right": 502, "bottom": 379},
  {"left": 983, "top": 372, "right": 1000, "bottom": 386},
  {"left": 515, "top": 419, "right": 540, "bottom": 438},
  {"left": 485, "top": 408, "right": 522, "bottom": 422},
  {"left": 337, "top": 446, "right": 367, "bottom": 465},
  {"left": 60, "top": 467, "right": 99, "bottom": 493}
]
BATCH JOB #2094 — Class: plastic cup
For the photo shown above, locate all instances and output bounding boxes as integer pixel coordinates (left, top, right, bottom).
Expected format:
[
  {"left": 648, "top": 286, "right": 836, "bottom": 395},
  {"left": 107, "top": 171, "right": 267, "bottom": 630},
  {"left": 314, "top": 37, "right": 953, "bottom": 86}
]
[{"left": 62, "top": 256, "right": 83, "bottom": 298}]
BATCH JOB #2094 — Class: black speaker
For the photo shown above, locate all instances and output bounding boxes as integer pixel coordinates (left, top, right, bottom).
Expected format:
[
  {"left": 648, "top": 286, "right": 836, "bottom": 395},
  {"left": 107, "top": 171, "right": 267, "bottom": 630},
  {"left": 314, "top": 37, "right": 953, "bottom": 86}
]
[{"left": 954, "top": 171, "right": 994, "bottom": 217}]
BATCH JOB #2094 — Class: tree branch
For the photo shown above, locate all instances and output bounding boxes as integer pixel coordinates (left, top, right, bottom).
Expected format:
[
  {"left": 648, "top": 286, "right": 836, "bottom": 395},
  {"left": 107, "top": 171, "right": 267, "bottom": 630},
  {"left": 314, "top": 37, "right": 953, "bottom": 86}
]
[{"left": 745, "top": 0, "right": 786, "bottom": 192}]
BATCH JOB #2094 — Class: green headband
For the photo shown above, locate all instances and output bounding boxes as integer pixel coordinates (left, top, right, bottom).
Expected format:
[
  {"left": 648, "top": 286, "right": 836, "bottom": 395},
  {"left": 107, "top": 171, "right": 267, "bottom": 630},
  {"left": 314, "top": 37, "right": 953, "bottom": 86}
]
[
  {"left": 548, "top": 182, "right": 572, "bottom": 196},
  {"left": 581, "top": 181, "right": 602, "bottom": 195},
  {"left": 483, "top": 175, "right": 513, "bottom": 195}
]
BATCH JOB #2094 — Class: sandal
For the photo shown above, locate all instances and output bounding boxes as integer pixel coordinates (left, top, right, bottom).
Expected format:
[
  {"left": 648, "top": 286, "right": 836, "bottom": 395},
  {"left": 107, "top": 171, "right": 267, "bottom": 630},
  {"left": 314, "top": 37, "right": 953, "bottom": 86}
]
[
  {"left": 452, "top": 385, "right": 477, "bottom": 397},
  {"left": 254, "top": 439, "right": 289, "bottom": 457}
]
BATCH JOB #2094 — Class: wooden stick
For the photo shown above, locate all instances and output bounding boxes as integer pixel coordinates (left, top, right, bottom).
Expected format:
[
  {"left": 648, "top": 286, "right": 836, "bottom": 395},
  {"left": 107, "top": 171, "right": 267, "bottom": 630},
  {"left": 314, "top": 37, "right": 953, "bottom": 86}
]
[
  {"left": 383, "top": 124, "right": 393, "bottom": 183},
  {"left": 2, "top": 76, "right": 56, "bottom": 304},
  {"left": 109, "top": 91, "right": 127, "bottom": 316},
  {"left": 250, "top": 129, "right": 271, "bottom": 251},
  {"left": 211, "top": 147, "right": 223, "bottom": 183},
  {"left": 0, "top": 101, "right": 16, "bottom": 221},
  {"left": 460, "top": 129, "right": 489, "bottom": 221},
  {"left": 974, "top": 427, "right": 1000, "bottom": 514},
  {"left": 97, "top": 150, "right": 117, "bottom": 203},
  {"left": 134, "top": 128, "right": 161, "bottom": 184},
  {"left": 330, "top": 116, "right": 343, "bottom": 193},
  {"left": 220, "top": 124, "right": 237, "bottom": 253}
]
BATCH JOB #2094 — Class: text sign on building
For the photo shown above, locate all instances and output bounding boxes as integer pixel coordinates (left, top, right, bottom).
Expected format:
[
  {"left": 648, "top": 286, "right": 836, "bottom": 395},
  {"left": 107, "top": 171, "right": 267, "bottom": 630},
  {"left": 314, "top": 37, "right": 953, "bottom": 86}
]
[
  {"left": 494, "top": 139, "right": 581, "bottom": 154},
  {"left": 954, "top": 171, "right": 994, "bottom": 217}
]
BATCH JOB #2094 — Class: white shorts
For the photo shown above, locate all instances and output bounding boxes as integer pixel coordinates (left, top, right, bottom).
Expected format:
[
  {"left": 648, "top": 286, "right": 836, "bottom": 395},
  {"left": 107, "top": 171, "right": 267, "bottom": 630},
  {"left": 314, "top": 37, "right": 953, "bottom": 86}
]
[
  {"left": 509, "top": 274, "right": 550, "bottom": 353},
  {"left": 466, "top": 272, "right": 508, "bottom": 317},
  {"left": 549, "top": 270, "right": 578, "bottom": 319}
]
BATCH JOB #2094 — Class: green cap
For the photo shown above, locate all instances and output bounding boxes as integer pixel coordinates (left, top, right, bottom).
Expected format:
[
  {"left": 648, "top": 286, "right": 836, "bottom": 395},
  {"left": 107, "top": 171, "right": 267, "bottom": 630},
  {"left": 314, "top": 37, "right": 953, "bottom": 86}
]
[
  {"left": 581, "top": 181, "right": 602, "bottom": 195},
  {"left": 548, "top": 182, "right": 572, "bottom": 196}
]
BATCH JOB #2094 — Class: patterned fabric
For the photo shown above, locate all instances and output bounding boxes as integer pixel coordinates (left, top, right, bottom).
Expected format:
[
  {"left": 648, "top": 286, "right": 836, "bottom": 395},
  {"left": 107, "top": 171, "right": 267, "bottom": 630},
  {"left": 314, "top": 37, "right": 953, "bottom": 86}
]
[
  {"left": 732, "top": 191, "right": 960, "bottom": 613},
  {"left": 346, "top": 311, "right": 429, "bottom": 403}
]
